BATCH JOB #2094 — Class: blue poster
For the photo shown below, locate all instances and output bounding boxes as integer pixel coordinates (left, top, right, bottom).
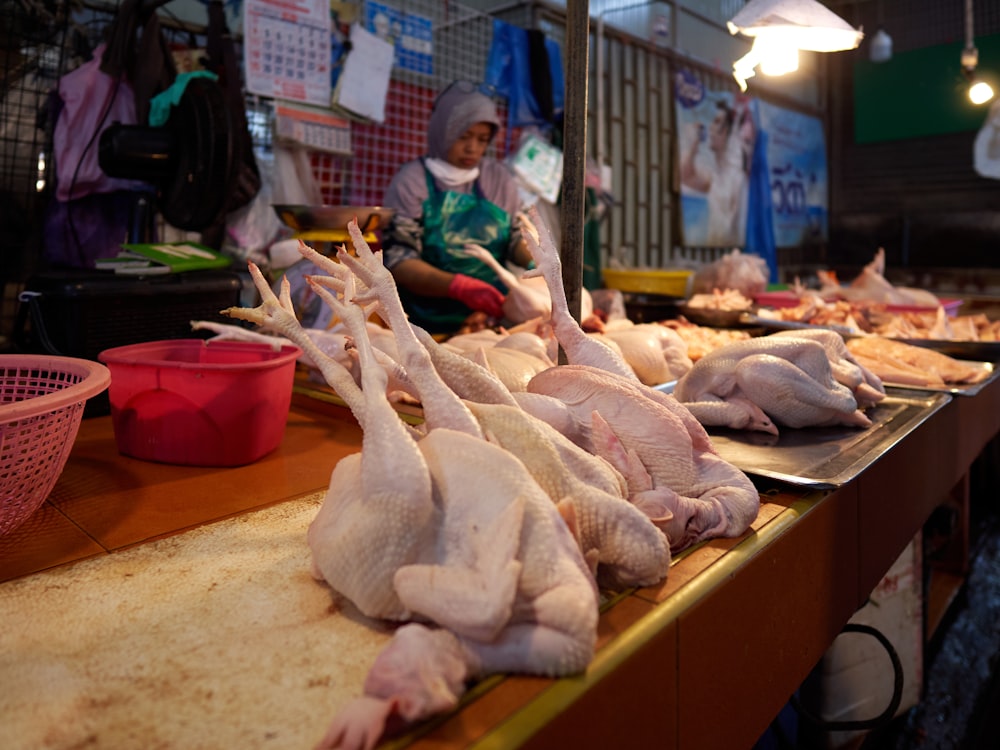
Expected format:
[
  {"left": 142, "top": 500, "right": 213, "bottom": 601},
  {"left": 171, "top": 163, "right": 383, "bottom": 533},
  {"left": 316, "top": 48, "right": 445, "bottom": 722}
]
[
  {"left": 365, "top": 1, "right": 433, "bottom": 75},
  {"left": 674, "top": 69, "right": 755, "bottom": 248},
  {"left": 755, "top": 101, "right": 829, "bottom": 247}
]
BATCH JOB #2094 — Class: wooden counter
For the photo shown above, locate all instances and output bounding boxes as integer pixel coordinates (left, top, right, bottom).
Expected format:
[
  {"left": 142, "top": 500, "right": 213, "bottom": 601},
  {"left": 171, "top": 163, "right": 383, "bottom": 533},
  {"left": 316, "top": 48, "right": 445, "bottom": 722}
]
[{"left": 1, "top": 376, "right": 997, "bottom": 750}]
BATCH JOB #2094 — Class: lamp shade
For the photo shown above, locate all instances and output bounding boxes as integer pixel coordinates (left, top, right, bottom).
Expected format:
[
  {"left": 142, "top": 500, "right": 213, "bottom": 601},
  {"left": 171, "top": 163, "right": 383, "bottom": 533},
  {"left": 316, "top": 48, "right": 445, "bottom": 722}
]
[
  {"left": 728, "top": 0, "right": 863, "bottom": 51},
  {"left": 728, "top": 0, "right": 863, "bottom": 90}
]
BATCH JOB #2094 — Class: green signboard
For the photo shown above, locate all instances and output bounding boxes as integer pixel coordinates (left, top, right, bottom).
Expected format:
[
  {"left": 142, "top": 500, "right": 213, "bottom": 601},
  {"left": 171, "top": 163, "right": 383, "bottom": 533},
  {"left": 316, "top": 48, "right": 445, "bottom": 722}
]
[{"left": 854, "top": 33, "right": 1000, "bottom": 143}]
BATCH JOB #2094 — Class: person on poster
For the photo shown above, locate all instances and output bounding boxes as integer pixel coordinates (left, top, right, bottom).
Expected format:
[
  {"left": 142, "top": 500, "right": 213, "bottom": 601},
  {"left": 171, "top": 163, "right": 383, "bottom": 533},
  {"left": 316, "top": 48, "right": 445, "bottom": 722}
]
[
  {"left": 679, "top": 99, "right": 753, "bottom": 247},
  {"left": 381, "top": 81, "right": 532, "bottom": 334}
]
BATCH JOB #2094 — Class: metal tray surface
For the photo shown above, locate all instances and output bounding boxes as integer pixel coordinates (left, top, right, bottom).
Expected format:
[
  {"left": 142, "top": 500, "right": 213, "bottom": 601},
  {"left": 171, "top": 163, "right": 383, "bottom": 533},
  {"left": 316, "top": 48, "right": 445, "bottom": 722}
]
[
  {"left": 272, "top": 205, "right": 395, "bottom": 233},
  {"left": 702, "top": 388, "right": 952, "bottom": 489}
]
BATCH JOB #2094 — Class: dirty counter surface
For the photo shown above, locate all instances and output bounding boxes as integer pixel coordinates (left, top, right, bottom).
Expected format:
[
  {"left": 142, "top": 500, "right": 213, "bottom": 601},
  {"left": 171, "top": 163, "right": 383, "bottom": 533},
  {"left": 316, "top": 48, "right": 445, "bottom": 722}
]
[{"left": 1, "top": 375, "right": 998, "bottom": 749}]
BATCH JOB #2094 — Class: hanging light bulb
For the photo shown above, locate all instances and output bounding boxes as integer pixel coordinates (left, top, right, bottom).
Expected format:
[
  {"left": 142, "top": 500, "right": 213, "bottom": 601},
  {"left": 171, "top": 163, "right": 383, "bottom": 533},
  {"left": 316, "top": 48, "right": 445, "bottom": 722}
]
[
  {"left": 962, "top": 0, "right": 996, "bottom": 105},
  {"left": 969, "top": 80, "right": 995, "bottom": 105},
  {"left": 727, "top": 0, "right": 863, "bottom": 91}
]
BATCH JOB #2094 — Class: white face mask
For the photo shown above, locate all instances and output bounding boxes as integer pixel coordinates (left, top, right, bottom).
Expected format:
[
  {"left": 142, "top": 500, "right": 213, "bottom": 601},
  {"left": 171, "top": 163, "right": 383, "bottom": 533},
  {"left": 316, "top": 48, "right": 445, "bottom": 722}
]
[{"left": 425, "top": 157, "right": 479, "bottom": 188}]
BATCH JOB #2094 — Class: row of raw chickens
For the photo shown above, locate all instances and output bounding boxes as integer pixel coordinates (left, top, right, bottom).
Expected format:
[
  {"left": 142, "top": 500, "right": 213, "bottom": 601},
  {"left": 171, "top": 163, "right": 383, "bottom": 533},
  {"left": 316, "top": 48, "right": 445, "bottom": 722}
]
[
  {"left": 202, "top": 213, "right": 984, "bottom": 748},
  {"left": 215, "top": 212, "right": 764, "bottom": 750}
]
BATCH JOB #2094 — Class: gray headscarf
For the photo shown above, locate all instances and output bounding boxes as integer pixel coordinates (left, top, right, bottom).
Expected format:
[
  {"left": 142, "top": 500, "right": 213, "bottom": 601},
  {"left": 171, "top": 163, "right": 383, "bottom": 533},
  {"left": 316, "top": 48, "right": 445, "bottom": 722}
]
[{"left": 427, "top": 83, "right": 501, "bottom": 160}]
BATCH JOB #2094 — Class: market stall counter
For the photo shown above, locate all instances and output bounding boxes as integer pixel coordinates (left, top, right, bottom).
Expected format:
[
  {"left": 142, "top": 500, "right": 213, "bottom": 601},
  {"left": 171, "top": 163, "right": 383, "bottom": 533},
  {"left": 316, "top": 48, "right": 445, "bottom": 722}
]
[{"left": 0, "top": 376, "right": 996, "bottom": 749}]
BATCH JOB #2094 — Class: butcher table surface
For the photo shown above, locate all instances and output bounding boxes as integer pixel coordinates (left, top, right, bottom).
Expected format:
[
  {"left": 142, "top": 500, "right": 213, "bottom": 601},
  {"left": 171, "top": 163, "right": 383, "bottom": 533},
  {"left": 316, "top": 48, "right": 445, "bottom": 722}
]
[{"left": 1, "top": 379, "right": 995, "bottom": 750}]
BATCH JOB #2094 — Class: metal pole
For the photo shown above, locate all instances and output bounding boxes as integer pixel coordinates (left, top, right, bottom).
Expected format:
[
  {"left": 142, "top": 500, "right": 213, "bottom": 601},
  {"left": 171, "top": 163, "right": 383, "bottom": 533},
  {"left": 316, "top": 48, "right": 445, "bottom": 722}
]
[{"left": 560, "top": 0, "right": 590, "bottom": 326}]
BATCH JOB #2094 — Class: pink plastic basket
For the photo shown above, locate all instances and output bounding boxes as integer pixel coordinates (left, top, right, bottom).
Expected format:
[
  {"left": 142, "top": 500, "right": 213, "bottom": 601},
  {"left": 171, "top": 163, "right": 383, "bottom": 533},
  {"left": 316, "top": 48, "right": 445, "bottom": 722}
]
[{"left": 0, "top": 355, "right": 111, "bottom": 536}]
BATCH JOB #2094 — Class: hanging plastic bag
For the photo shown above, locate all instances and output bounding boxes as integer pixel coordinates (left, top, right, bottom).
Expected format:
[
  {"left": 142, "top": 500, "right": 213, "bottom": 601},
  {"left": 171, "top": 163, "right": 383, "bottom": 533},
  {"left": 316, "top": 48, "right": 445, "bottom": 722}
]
[
  {"left": 53, "top": 44, "right": 145, "bottom": 201},
  {"left": 973, "top": 99, "right": 1000, "bottom": 180}
]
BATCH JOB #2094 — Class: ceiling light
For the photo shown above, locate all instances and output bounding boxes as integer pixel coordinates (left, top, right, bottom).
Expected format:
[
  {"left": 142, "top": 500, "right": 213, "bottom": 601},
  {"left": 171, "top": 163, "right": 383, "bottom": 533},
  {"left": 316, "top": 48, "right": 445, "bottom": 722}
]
[
  {"left": 727, "top": 0, "right": 864, "bottom": 91},
  {"left": 969, "top": 80, "right": 995, "bottom": 105},
  {"left": 962, "top": 0, "right": 995, "bottom": 105}
]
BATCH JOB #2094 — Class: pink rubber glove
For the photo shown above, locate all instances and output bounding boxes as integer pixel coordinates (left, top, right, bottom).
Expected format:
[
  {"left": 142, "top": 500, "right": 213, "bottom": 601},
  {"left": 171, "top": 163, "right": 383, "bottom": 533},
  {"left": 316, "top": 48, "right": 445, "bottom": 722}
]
[{"left": 447, "top": 273, "right": 505, "bottom": 318}]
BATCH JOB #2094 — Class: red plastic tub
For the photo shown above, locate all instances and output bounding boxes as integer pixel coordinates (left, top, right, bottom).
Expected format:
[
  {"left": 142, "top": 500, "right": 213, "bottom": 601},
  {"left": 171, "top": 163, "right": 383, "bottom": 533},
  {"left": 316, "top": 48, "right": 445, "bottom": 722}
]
[{"left": 98, "top": 339, "right": 302, "bottom": 467}]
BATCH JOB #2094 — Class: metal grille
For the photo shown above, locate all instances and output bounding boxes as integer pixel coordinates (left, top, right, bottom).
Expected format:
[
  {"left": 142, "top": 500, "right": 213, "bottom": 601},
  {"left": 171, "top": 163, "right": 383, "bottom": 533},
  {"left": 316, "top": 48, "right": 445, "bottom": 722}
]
[
  {"left": 0, "top": 0, "right": 73, "bottom": 285},
  {"left": 314, "top": 0, "right": 512, "bottom": 207}
]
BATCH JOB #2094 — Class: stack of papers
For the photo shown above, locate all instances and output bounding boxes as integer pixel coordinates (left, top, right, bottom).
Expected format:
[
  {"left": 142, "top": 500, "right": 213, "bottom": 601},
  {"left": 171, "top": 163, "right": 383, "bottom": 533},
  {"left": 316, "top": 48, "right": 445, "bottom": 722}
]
[{"left": 96, "top": 243, "right": 233, "bottom": 275}]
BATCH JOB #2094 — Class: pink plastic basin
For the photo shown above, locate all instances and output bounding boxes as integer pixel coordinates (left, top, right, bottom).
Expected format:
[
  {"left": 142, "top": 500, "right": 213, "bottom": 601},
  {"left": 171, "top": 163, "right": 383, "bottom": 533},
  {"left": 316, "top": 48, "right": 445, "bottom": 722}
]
[{"left": 99, "top": 339, "right": 302, "bottom": 467}]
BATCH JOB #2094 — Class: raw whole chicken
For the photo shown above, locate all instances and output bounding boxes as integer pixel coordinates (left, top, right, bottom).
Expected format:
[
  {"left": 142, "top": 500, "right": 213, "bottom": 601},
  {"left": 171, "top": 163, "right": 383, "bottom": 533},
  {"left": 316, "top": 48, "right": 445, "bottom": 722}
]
[
  {"left": 464, "top": 241, "right": 596, "bottom": 325},
  {"left": 818, "top": 248, "right": 941, "bottom": 308},
  {"left": 223, "top": 235, "right": 600, "bottom": 750},
  {"left": 328, "top": 221, "right": 669, "bottom": 589},
  {"left": 463, "top": 400, "right": 671, "bottom": 587},
  {"left": 673, "top": 333, "right": 884, "bottom": 434},
  {"left": 599, "top": 321, "right": 694, "bottom": 385},
  {"left": 463, "top": 345, "right": 551, "bottom": 393},
  {"left": 526, "top": 364, "right": 760, "bottom": 553},
  {"left": 768, "top": 329, "right": 885, "bottom": 407},
  {"left": 521, "top": 208, "right": 638, "bottom": 382},
  {"left": 463, "top": 242, "right": 554, "bottom": 322},
  {"left": 515, "top": 207, "right": 759, "bottom": 553}
]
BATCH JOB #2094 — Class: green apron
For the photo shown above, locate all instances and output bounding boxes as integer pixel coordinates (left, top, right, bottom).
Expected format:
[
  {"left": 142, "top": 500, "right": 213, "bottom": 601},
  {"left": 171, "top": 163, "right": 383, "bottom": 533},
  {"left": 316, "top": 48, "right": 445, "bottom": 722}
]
[{"left": 399, "top": 164, "right": 512, "bottom": 333}]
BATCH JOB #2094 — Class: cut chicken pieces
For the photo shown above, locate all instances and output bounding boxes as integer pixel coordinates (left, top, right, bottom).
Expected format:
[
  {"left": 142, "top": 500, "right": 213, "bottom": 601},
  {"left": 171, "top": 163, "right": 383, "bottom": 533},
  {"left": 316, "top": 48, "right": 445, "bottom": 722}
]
[
  {"left": 846, "top": 335, "right": 992, "bottom": 386},
  {"left": 673, "top": 332, "right": 886, "bottom": 434}
]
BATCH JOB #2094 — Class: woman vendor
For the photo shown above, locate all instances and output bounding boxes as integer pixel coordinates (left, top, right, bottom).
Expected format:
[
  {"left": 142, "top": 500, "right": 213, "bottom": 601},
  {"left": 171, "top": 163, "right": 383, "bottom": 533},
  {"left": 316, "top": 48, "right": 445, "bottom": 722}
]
[{"left": 381, "top": 80, "right": 533, "bottom": 334}]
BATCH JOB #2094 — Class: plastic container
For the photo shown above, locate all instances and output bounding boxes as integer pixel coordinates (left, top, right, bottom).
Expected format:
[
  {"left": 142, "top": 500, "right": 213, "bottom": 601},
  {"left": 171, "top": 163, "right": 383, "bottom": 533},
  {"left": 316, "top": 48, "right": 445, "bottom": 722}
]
[
  {"left": 98, "top": 339, "right": 301, "bottom": 467},
  {"left": 0, "top": 355, "right": 111, "bottom": 535},
  {"left": 603, "top": 268, "right": 694, "bottom": 298}
]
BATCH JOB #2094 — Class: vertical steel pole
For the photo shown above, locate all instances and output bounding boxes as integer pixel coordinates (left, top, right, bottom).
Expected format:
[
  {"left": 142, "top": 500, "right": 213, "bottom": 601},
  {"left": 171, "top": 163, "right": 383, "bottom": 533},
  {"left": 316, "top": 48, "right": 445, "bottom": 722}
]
[{"left": 560, "top": 0, "right": 590, "bottom": 326}]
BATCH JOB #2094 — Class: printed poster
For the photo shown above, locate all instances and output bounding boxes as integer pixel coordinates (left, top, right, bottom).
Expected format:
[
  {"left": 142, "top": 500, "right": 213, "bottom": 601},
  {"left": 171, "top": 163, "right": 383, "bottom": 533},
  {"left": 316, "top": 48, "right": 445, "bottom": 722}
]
[
  {"left": 365, "top": 1, "right": 434, "bottom": 75},
  {"left": 756, "top": 101, "right": 829, "bottom": 246},
  {"left": 674, "top": 69, "right": 755, "bottom": 248}
]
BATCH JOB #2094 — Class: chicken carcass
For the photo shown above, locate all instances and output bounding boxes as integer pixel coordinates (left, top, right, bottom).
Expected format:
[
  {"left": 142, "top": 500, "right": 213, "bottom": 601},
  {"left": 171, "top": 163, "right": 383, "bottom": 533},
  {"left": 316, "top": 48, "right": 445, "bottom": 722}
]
[
  {"left": 673, "top": 335, "right": 876, "bottom": 433},
  {"left": 521, "top": 207, "right": 638, "bottom": 382},
  {"left": 463, "top": 242, "right": 554, "bottom": 322},
  {"left": 769, "top": 329, "right": 885, "bottom": 408},
  {"left": 225, "top": 249, "right": 599, "bottom": 750},
  {"left": 333, "top": 221, "right": 668, "bottom": 589},
  {"left": 599, "top": 321, "right": 694, "bottom": 385},
  {"left": 463, "top": 344, "right": 551, "bottom": 392},
  {"left": 464, "top": 400, "right": 671, "bottom": 588},
  {"left": 526, "top": 364, "right": 760, "bottom": 553},
  {"left": 820, "top": 248, "right": 941, "bottom": 308}
]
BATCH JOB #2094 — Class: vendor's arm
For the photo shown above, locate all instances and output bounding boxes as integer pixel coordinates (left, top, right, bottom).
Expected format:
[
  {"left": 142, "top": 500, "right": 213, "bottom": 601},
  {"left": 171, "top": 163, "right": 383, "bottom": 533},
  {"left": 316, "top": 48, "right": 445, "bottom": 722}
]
[
  {"left": 391, "top": 257, "right": 454, "bottom": 297},
  {"left": 390, "top": 258, "right": 503, "bottom": 318}
]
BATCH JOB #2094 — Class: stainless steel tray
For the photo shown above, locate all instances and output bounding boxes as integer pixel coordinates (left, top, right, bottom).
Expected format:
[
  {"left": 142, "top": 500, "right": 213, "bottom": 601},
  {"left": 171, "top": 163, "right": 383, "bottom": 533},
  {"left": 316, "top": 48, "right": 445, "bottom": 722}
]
[
  {"left": 272, "top": 205, "right": 395, "bottom": 233},
  {"left": 702, "top": 388, "right": 952, "bottom": 489}
]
